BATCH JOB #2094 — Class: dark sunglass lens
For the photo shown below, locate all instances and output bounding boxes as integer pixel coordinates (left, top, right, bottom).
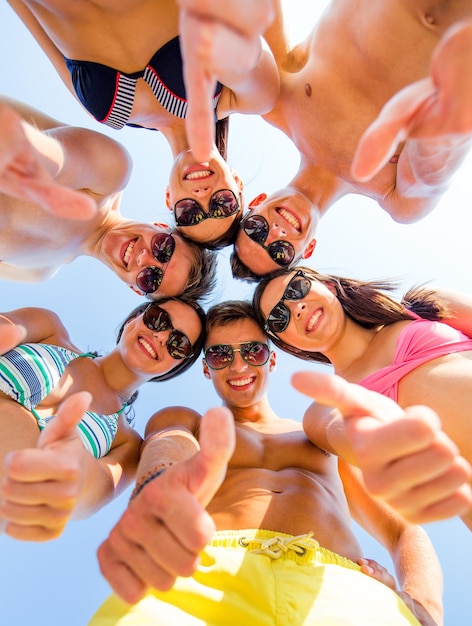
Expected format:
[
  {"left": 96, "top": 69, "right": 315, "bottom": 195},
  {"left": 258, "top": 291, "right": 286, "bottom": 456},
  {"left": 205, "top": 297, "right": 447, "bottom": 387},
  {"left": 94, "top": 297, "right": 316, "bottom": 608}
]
[
  {"left": 205, "top": 345, "right": 233, "bottom": 369},
  {"left": 210, "top": 190, "right": 239, "bottom": 217},
  {"left": 167, "top": 331, "right": 192, "bottom": 359},
  {"left": 243, "top": 215, "right": 269, "bottom": 244},
  {"left": 267, "top": 302, "right": 290, "bottom": 334},
  {"left": 151, "top": 233, "right": 175, "bottom": 263},
  {"left": 285, "top": 274, "right": 311, "bottom": 300},
  {"left": 143, "top": 304, "right": 172, "bottom": 331},
  {"left": 136, "top": 267, "right": 163, "bottom": 294},
  {"left": 174, "top": 199, "right": 204, "bottom": 226},
  {"left": 268, "top": 240, "right": 295, "bottom": 266},
  {"left": 241, "top": 342, "right": 270, "bottom": 366}
]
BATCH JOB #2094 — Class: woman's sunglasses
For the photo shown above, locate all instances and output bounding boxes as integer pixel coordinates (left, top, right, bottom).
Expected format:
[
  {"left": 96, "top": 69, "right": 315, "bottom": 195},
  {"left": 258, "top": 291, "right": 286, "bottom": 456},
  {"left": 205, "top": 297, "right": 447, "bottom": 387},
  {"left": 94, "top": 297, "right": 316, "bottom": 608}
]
[
  {"left": 174, "top": 190, "right": 240, "bottom": 226},
  {"left": 136, "top": 233, "right": 176, "bottom": 294},
  {"left": 264, "top": 270, "right": 312, "bottom": 334},
  {"left": 204, "top": 341, "right": 270, "bottom": 370},
  {"left": 142, "top": 303, "right": 193, "bottom": 359},
  {"left": 241, "top": 214, "right": 295, "bottom": 266}
]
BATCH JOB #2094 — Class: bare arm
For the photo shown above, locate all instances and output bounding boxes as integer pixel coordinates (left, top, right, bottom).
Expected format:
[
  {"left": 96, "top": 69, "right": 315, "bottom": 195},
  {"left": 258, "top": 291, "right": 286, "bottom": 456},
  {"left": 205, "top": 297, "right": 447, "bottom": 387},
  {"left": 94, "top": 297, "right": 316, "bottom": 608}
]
[
  {"left": 177, "top": 0, "right": 278, "bottom": 161},
  {"left": 294, "top": 371, "right": 472, "bottom": 525},
  {"left": 0, "top": 392, "right": 141, "bottom": 541},
  {"left": 432, "top": 286, "right": 472, "bottom": 338},
  {"left": 0, "top": 307, "right": 72, "bottom": 353},
  {"left": 352, "top": 20, "right": 472, "bottom": 222},
  {"left": 341, "top": 461, "right": 443, "bottom": 626},
  {"left": 97, "top": 405, "right": 235, "bottom": 603}
]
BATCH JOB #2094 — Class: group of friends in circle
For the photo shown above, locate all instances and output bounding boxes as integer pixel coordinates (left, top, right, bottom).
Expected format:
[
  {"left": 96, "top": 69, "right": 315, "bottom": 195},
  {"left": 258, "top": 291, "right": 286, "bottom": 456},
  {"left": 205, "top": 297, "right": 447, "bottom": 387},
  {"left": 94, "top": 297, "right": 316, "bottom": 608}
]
[{"left": 1, "top": 1, "right": 472, "bottom": 625}]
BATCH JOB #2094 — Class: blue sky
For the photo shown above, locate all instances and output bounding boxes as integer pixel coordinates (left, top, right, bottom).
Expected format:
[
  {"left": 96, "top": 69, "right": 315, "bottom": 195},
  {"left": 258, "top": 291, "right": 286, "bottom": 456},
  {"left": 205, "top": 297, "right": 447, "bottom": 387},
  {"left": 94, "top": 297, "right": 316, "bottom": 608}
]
[{"left": 1, "top": 2, "right": 471, "bottom": 624}]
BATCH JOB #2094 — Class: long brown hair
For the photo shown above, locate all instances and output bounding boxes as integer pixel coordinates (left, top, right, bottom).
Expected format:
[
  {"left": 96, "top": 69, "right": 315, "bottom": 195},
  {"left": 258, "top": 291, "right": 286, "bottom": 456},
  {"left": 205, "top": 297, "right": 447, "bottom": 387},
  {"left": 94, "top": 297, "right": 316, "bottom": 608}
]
[{"left": 252, "top": 266, "right": 450, "bottom": 363}]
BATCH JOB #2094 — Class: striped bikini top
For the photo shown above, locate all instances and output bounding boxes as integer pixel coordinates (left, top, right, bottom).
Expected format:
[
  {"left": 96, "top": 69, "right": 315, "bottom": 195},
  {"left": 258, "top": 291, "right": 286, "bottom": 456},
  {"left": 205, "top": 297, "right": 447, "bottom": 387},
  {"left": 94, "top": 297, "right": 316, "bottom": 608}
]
[
  {"left": 64, "top": 36, "right": 223, "bottom": 130},
  {"left": 0, "top": 343, "right": 129, "bottom": 459}
]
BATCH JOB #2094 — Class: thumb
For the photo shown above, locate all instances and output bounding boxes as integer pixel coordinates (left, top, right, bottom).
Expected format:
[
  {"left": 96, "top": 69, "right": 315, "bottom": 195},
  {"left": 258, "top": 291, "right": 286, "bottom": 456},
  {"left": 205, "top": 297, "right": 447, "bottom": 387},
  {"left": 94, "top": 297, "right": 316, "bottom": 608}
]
[
  {"left": 188, "top": 406, "right": 235, "bottom": 506},
  {"left": 37, "top": 391, "right": 92, "bottom": 450},
  {"left": 351, "top": 78, "right": 435, "bottom": 181},
  {"left": 291, "top": 370, "right": 405, "bottom": 424}
]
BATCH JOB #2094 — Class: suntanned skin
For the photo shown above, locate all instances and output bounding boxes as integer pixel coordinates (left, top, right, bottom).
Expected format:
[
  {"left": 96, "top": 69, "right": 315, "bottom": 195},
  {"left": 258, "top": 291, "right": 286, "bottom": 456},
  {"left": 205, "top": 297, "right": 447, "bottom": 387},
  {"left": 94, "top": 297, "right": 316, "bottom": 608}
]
[{"left": 96, "top": 312, "right": 444, "bottom": 624}]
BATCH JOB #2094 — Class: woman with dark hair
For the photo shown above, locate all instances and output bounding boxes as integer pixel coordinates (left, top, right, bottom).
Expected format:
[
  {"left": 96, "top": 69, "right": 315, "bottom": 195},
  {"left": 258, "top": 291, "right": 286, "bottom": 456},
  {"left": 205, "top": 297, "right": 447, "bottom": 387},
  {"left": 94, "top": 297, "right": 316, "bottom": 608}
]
[
  {"left": 253, "top": 266, "right": 472, "bottom": 530},
  {"left": 7, "top": 0, "right": 279, "bottom": 248},
  {"left": 0, "top": 297, "right": 205, "bottom": 541}
]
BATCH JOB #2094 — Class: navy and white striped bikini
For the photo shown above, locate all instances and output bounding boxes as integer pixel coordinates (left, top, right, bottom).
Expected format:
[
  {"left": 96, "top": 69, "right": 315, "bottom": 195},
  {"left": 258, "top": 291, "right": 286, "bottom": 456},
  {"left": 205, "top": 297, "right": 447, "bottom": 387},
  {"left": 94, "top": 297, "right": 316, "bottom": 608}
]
[
  {"left": 64, "top": 36, "right": 223, "bottom": 130},
  {"left": 0, "top": 344, "right": 128, "bottom": 459}
]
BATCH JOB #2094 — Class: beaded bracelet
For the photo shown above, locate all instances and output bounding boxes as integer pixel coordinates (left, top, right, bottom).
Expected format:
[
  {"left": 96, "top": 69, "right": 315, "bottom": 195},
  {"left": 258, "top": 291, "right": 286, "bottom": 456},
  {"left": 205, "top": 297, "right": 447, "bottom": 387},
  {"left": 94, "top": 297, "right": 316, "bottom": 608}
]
[{"left": 130, "top": 462, "right": 173, "bottom": 501}]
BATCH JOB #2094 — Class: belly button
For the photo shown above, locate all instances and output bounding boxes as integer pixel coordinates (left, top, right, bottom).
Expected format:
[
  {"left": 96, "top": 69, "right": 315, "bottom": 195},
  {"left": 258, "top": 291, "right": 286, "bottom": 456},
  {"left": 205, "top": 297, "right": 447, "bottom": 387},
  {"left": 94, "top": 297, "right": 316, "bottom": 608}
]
[{"left": 305, "top": 83, "right": 312, "bottom": 97}]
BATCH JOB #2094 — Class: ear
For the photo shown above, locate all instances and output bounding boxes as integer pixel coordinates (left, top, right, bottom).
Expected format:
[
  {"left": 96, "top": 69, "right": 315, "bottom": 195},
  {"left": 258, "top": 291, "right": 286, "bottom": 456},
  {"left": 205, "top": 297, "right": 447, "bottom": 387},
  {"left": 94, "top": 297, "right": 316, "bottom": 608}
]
[
  {"left": 153, "top": 221, "right": 171, "bottom": 229},
  {"left": 324, "top": 281, "right": 337, "bottom": 296},
  {"left": 302, "top": 238, "right": 317, "bottom": 259},
  {"left": 269, "top": 350, "right": 277, "bottom": 372},
  {"left": 248, "top": 193, "right": 267, "bottom": 208},
  {"left": 202, "top": 359, "right": 212, "bottom": 379},
  {"left": 165, "top": 187, "right": 172, "bottom": 210},
  {"left": 129, "top": 285, "right": 144, "bottom": 296}
]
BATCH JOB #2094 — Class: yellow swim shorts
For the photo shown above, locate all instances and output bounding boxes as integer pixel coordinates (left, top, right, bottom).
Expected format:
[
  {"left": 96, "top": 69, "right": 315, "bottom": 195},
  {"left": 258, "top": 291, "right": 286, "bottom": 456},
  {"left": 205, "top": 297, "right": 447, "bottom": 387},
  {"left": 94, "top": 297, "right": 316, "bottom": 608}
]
[{"left": 89, "top": 529, "right": 421, "bottom": 625}]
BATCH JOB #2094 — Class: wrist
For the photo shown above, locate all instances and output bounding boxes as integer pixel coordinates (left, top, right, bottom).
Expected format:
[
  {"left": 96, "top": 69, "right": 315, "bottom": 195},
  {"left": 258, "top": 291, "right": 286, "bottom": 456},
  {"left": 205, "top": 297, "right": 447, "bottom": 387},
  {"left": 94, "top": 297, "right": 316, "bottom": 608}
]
[{"left": 130, "top": 462, "right": 174, "bottom": 500}]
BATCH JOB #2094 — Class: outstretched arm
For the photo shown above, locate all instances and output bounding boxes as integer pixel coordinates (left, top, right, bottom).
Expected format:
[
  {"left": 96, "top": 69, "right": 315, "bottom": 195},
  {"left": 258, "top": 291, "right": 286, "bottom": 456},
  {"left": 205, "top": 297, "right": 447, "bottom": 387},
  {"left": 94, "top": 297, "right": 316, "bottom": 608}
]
[
  {"left": 177, "top": 0, "right": 278, "bottom": 161},
  {"left": 0, "top": 392, "right": 141, "bottom": 541},
  {"left": 294, "top": 371, "right": 472, "bottom": 525},
  {"left": 97, "top": 405, "right": 235, "bottom": 604},
  {"left": 341, "top": 461, "right": 443, "bottom": 626},
  {"left": 351, "top": 19, "right": 472, "bottom": 221}
]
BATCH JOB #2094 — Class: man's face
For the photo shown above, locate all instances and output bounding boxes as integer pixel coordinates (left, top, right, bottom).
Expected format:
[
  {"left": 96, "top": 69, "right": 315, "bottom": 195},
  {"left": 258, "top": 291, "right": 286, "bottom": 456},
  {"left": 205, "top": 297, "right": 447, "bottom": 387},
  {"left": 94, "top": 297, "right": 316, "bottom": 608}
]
[
  {"left": 100, "top": 222, "right": 195, "bottom": 297},
  {"left": 166, "top": 148, "right": 243, "bottom": 245},
  {"left": 203, "top": 318, "right": 276, "bottom": 410},
  {"left": 234, "top": 188, "right": 318, "bottom": 276}
]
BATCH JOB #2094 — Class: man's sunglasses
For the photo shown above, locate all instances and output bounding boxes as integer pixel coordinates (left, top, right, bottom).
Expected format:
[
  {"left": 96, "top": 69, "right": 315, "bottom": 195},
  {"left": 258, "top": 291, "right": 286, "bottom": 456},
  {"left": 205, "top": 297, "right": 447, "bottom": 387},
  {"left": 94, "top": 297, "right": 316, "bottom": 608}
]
[
  {"left": 136, "top": 233, "right": 176, "bottom": 294},
  {"left": 204, "top": 341, "right": 270, "bottom": 370},
  {"left": 142, "top": 303, "right": 192, "bottom": 360},
  {"left": 241, "top": 214, "right": 295, "bottom": 267},
  {"left": 174, "top": 190, "right": 240, "bottom": 226},
  {"left": 264, "top": 270, "right": 312, "bottom": 334}
]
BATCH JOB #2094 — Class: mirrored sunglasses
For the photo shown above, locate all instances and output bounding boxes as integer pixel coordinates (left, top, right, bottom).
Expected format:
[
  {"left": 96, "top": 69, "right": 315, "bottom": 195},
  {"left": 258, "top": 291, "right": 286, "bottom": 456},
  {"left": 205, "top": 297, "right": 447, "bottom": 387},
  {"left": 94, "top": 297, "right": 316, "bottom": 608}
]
[
  {"left": 241, "top": 214, "right": 295, "bottom": 266},
  {"left": 142, "top": 303, "right": 192, "bottom": 359},
  {"left": 204, "top": 341, "right": 270, "bottom": 370},
  {"left": 264, "top": 270, "right": 312, "bottom": 334},
  {"left": 136, "top": 233, "right": 176, "bottom": 294},
  {"left": 174, "top": 190, "right": 240, "bottom": 226}
]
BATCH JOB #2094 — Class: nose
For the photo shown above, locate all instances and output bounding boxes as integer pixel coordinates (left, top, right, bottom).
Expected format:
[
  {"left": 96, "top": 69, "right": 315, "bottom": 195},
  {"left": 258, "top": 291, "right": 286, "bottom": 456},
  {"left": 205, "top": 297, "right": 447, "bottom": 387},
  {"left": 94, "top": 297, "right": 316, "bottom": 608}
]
[
  {"left": 270, "top": 221, "right": 287, "bottom": 239},
  {"left": 289, "top": 300, "right": 307, "bottom": 321},
  {"left": 136, "top": 247, "right": 159, "bottom": 267},
  {"left": 152, "top": 329, "right": 171, "bottom": 345},
  {"left": 229, "top": 349, "right": 248, "bottom": 372},
  {"left": 191, "top": 185, "right": 212, "bottom": 197}
]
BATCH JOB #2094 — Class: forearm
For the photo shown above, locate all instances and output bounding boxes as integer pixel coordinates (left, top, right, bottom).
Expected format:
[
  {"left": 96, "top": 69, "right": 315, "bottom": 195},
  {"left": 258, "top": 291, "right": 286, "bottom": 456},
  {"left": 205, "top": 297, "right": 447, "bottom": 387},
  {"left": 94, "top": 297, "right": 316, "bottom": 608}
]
[{"left": 392, "top": 525, "right": 443, "bottom": 626}]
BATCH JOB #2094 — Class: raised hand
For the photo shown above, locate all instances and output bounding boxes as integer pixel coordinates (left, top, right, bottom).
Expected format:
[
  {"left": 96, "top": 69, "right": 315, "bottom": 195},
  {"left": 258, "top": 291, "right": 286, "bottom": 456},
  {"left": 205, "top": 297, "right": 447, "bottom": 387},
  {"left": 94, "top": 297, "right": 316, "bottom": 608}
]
[
  {"left": 352, "top": 19, "right": 472, "bottom": 182},
  {"left": 292, "top": 371, "right": 472, "bottom": 524},
  {"left": 0, "top": 391, "right": 92, "bottom": 541},
  {"left": 0, "top": 103, "right": 96, "bottom": 219},
  {"left": 97, "top": 406, "right": 235, "bottom": 604},
  {"left": 178, "top": 1, "right": 275, "bottom": 161}
]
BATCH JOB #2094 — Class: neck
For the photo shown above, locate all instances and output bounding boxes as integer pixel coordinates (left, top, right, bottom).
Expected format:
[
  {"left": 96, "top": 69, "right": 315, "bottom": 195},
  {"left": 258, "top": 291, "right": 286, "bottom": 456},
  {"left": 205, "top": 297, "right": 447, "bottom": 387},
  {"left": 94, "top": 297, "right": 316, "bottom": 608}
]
[
  {"left": 159, "top": 122, "right": 190, "bottom": 157},
  {"left": 224, "top": 395, "right": 280, "bottom": 425},
  {"left": 323, "top": 317, "right": 378, "bottom": 379},
  {"left": 291, "top": 160, "right": 351, "bottom": 215},
  {"left": 96, "top": 351, "right": 148, "bottom": 404}
]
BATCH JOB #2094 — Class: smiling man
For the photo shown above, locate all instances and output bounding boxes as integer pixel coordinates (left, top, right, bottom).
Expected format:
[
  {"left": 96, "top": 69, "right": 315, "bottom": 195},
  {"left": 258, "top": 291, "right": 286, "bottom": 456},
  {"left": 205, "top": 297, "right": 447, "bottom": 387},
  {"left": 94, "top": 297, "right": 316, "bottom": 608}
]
[
  {"left": 0, "top": 97, "right": 216, "bottom": 300},
  {"left": 91, "top": 300, "right": 443, "bottom": 626}
]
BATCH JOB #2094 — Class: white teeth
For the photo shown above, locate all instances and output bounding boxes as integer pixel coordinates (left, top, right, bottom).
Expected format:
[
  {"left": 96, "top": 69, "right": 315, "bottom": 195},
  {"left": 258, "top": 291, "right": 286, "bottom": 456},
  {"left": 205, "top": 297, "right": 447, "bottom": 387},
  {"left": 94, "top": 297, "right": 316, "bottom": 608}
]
[
  {"left": 229, "top": 377, "right": 254, "bottom": 387},
  {"left": 277, "top": 207, "right": 301, "bottom": 231},
  {"left": 185, "top": 169, "right": 212, "bottom": 180},
  {"left": 306, "top": 309, "right": 322, "bottom": 332},
  {"left": 123, "top": 239, "right": 136, "bottom": 266},
  {"left": 138, "top": 337, "right": 157, "bottom": 359}
]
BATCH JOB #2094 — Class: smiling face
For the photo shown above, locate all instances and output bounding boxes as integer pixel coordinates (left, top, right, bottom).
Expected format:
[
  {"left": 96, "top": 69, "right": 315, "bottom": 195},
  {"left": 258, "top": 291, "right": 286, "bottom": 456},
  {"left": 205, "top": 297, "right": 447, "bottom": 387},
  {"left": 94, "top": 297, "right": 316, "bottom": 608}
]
[
  {"left": 119, "top": 300, "right": 202, "bottom": 378},
  {"left": 202, "top": 317, "right": 276, "bottom": 410},
  {"left": 258, "top": 270, "right": 345, "bottom": 355},
  {"left": 234, "top": 187, "right": 318, "bottom": 276},
  {"left": 166, "top": 148, "right": 243, "bottom": 245},
  {"left": 99, "top": 222, "right": 196, "bottom": 297}
]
